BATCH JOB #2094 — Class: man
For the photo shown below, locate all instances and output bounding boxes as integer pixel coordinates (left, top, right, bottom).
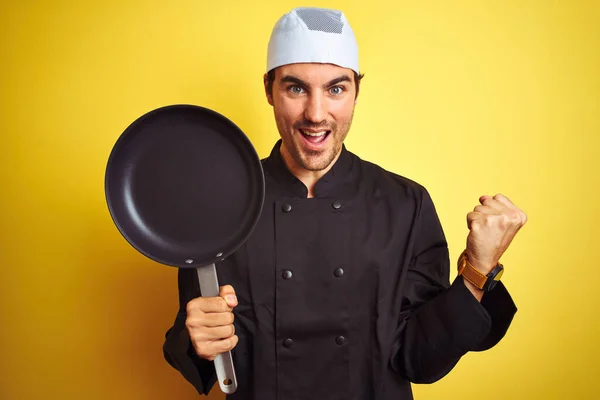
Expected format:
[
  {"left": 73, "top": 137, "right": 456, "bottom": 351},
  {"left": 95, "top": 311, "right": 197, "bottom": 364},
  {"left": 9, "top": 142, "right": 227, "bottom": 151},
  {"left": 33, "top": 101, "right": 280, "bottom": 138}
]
[{"left": 163, "top": 7, "right": 526, "bottom": 399}]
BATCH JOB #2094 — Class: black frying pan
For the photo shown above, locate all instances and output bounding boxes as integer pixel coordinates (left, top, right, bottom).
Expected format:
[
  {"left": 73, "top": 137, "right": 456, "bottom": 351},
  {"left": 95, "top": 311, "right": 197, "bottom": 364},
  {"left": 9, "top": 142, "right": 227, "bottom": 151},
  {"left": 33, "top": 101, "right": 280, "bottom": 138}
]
[{"left": 105, "top": 104, "right": 265, "bottom": 394}]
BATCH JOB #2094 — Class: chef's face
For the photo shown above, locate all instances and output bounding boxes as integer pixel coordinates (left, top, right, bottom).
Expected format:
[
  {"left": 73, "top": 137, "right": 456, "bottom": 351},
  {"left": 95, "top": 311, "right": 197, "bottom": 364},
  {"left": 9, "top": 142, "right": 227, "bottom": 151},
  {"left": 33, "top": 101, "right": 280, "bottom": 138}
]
[{"left": 264, "top": 63, "right": 358, "bottom": 172}]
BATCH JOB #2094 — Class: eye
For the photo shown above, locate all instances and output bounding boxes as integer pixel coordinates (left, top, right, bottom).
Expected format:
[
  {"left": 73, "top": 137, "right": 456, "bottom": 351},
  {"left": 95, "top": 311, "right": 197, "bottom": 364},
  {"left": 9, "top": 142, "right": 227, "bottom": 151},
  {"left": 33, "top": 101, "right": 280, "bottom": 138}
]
[
  {"left": 329, "top": 86, "right": 344, "bottom": 95},
  {"left": 290, "top": 86, "right": 305, "bottom": 94}
]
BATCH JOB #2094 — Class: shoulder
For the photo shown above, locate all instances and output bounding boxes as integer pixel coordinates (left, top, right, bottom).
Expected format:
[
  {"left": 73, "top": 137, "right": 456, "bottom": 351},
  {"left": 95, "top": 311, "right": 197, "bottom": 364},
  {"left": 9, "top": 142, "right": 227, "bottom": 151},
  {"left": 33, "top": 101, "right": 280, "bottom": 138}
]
[{"left": 351, "top": 151, "right": 430, "bottom": 202}]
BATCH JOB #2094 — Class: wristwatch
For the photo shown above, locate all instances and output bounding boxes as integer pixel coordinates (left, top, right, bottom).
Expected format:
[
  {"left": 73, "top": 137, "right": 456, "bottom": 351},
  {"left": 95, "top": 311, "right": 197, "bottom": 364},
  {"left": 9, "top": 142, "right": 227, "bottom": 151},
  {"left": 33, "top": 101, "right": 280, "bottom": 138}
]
[{"left": 457, "top": 250, "right": 504, "bottom": 291}]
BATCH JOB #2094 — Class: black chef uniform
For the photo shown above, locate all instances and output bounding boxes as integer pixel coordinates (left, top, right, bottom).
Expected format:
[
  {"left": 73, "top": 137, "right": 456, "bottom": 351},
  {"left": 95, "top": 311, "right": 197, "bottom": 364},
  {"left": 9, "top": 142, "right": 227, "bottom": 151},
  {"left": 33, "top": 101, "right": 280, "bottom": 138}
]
[{"left": 163, "top": 139, "right": 517, "bottom": 400}]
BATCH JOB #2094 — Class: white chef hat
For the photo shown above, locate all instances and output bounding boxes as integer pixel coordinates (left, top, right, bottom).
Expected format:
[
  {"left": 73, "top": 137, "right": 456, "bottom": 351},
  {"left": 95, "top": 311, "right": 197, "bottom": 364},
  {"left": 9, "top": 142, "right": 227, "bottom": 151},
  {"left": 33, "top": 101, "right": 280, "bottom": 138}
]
[{"left": 266, "top": 7, "right": 360, "bottom": 74}]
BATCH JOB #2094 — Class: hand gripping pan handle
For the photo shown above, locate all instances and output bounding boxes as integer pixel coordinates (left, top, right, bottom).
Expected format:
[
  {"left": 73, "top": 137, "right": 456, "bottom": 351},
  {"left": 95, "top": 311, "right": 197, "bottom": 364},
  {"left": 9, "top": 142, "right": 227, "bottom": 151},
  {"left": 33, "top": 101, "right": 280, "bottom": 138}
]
[{"left": 197, "top": 263, "right": 238, "bottom": 394}]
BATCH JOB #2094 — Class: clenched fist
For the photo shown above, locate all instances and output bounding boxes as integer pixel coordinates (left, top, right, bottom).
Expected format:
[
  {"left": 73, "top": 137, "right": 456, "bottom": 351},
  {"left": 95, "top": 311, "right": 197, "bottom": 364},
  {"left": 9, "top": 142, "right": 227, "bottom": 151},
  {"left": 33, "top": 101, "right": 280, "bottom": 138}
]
[
  {"left": 466, "top": 193, "right": 527, "bottom": 273},
  {"left": 185, "top": 285, "right": 239, "bottom": 361}
]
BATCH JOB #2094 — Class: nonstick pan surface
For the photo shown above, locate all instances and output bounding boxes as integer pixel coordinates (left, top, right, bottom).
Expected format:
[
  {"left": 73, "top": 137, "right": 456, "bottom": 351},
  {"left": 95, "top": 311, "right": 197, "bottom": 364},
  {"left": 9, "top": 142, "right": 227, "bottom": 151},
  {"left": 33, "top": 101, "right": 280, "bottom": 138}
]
[{"left": 105, "top": 104, "right": 265, "bottom": 269}]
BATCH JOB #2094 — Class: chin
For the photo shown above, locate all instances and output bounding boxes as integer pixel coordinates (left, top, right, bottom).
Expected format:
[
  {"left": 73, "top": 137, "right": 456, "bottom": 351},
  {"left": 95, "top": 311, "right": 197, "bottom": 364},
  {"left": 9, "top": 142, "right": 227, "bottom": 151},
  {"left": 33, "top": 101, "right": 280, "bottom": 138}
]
[{"left": 298, "top": 152, "right": 334, "bottom": 171}]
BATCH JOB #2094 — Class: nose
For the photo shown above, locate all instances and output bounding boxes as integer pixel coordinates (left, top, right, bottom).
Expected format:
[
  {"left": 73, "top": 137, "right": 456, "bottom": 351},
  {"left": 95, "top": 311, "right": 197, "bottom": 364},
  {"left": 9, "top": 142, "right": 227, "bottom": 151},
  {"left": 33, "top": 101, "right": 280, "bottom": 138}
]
[{"left": 303, "top": 93, "right": 327, "bottom": 124}]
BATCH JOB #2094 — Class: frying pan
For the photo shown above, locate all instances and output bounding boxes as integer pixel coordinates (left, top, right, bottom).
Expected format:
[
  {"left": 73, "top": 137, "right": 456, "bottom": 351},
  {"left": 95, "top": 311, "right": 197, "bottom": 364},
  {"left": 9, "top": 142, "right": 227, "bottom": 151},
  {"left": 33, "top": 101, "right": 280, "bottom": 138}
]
[{"left": 104, "top": 104, "right": 265, "bottom": 394}]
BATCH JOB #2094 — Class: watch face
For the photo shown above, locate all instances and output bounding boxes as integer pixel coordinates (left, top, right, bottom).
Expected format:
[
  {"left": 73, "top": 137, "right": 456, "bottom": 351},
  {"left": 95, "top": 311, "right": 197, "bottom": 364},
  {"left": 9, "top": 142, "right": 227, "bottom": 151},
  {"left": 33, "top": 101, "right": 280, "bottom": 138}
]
[
  {"left": 495, "top": 266, "right": 504, "bottom": 281},
  {"left": 484, "top": 265, "right": 504, "bottom": 291},
  {"left": 487, "top": 265, "right": 504, "bottom": 278}
]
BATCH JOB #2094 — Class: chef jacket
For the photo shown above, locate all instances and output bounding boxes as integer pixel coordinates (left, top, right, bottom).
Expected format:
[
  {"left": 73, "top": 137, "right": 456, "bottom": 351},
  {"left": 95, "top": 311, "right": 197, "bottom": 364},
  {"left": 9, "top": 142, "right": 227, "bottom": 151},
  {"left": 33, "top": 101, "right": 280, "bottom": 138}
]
[{"left": 162, "top": 139, "right": 518, "bottom": 400}]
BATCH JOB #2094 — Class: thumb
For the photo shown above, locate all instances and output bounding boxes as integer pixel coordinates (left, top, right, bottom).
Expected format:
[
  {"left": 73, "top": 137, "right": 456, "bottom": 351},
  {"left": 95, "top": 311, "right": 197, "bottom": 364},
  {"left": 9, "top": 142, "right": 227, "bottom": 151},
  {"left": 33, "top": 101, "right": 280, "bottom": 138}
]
[{"left": 219, "top": 285, "right": 238, "bottom": 308}]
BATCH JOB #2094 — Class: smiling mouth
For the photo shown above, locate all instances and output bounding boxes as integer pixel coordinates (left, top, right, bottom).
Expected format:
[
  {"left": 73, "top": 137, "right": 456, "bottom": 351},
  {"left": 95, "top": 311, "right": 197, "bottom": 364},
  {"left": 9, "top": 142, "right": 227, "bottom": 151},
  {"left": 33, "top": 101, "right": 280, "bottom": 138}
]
[{"left": 299, "top": 129, "right": 331, "bottom": 144}]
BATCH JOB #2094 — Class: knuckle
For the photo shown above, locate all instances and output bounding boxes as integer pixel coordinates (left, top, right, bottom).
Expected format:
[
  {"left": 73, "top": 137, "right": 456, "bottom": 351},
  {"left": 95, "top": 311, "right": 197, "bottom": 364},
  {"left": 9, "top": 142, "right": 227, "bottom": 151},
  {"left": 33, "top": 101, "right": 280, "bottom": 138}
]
[
  {"left": 196, "top": 346, "right": 215, "bottom": 360},
  {"left": 482, "top": 214, "right": 495, "bottom": 226},
  {"left": 190, "top": 338, "right": 203, "bottom": 353},
  {"left": 186, "top": 299, "right": 197, "bottom": 315},
  {"left": 508, "top": 210, "right": 521, "bottom": 223},
  {"left": 499, "top": 213, "right": 511, "bottom": 227},
  {"left": 185, "top": 315, "right": 201, "bottom": 330},
  {"left": 467, "top": 212, "right": 478, "bottom": 223},
  {"left": 196, "top": 343, "right": 211, "bottom": 358}
]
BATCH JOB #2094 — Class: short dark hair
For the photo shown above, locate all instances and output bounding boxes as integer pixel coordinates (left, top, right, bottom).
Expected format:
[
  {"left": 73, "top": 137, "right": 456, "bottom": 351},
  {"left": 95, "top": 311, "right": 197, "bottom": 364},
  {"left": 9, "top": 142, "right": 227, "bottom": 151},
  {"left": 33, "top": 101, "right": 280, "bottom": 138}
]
[{"left": 266, "top": 68, "right": 364, "bottom": 98}]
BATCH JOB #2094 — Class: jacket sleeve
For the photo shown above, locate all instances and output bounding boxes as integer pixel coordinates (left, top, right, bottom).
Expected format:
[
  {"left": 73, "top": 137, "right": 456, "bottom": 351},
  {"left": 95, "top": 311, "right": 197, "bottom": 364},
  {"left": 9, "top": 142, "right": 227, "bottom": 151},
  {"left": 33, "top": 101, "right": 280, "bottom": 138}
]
[
  {"left": 163, "top": 268, "right": 217, "bottom": 396},
  {"left": 390, "top": 188, "right": 518, "bottom": 383}
]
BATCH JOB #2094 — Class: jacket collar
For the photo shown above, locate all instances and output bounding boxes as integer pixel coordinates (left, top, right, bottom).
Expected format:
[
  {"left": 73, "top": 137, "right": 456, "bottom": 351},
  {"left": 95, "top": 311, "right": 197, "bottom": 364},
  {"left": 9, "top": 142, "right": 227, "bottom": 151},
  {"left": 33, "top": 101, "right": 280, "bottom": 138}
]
[{"left": 264, "top": 139, "right": 356, "bottom": 198}]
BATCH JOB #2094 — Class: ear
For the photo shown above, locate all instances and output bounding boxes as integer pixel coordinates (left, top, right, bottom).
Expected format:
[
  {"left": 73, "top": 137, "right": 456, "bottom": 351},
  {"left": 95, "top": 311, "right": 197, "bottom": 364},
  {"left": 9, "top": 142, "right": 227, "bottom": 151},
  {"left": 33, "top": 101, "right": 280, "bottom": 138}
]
[{"left": 264, "top": 73, "right": 274, "bottom": 106}]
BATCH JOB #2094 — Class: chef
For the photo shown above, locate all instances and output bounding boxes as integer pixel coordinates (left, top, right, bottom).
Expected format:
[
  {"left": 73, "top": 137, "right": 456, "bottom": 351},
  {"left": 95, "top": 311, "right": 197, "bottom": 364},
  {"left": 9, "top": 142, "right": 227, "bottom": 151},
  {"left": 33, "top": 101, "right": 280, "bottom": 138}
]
[{"left": 163, "top": 6, "right": 526, "bottom": 399}]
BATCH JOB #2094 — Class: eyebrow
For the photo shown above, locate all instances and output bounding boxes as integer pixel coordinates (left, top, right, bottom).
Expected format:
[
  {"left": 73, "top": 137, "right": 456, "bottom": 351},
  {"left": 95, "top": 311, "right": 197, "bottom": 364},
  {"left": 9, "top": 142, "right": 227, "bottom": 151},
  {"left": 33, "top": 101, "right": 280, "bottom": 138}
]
[{"left": 280, "top": 74, "right": 352, "bottom": 88}]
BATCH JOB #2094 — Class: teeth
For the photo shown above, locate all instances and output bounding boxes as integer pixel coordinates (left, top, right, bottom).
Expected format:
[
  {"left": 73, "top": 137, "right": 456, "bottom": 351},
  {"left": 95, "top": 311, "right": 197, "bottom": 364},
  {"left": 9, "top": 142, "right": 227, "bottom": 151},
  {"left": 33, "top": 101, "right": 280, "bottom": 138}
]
[{"left": 301, "top": 130, "right": 327, "bottom": 137}]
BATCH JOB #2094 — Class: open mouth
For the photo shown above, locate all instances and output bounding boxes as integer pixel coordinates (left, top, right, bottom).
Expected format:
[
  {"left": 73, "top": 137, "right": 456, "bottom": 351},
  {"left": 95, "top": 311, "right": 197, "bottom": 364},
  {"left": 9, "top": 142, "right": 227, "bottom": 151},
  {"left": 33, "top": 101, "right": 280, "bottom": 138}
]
[{"left": 299, "top": 129, "right": 331, "bottom": 145}]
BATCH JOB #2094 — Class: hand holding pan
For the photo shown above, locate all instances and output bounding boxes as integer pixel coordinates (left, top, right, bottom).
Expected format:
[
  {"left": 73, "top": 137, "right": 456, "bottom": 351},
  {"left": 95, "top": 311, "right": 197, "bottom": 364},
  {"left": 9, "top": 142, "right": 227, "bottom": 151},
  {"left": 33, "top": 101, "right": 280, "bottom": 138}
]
[{"left": 104, "top": 104, "right": 265, "bottom": 394}]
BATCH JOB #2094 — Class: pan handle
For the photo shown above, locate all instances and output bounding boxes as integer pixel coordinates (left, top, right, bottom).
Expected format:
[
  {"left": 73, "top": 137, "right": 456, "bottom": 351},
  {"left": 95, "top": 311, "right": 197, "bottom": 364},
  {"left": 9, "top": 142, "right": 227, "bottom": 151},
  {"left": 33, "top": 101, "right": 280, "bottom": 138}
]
[{"left": 196, "top": 263, "right": 238, "bottom": 394}]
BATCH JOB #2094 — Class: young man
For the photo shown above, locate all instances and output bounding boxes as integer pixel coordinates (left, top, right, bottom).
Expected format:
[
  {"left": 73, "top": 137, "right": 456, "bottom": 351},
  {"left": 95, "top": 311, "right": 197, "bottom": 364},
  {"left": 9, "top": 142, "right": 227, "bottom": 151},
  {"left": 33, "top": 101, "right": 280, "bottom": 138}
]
[{"left": 163, "top": 7, "right": 526, "bottom": 399}]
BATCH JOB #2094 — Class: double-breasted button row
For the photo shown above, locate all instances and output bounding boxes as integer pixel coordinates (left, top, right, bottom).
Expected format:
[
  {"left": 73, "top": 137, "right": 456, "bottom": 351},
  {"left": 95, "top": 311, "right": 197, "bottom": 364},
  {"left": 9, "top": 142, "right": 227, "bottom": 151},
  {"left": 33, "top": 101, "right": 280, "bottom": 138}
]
[
  {"left": 281, "top": 201, "right": 342, "bottom": 213},
  {"left": 280, "top": 269, "right": 344, "bottom": 279}
]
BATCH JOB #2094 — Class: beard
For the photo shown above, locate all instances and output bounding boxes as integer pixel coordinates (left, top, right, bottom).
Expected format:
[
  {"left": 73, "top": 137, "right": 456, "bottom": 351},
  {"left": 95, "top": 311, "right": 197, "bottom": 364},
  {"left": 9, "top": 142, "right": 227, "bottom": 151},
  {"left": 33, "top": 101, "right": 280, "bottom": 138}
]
[{"left": 275, "top": 112, "right": 354, "bottom": 172}]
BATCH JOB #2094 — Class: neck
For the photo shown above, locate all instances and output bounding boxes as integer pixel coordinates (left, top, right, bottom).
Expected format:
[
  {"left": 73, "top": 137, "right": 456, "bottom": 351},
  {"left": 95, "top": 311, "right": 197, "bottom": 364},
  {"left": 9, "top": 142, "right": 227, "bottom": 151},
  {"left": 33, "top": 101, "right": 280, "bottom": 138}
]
[{"left": 280, "top": 146, "right": 342, "bottom": 198}]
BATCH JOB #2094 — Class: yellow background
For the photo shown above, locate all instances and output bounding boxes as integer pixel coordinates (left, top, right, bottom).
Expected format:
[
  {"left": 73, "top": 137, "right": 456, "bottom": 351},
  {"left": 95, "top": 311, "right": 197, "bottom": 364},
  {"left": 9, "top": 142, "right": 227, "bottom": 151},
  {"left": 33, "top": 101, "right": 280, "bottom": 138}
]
[{"left": 1, "top": 0, "right": 598, "bottom": 399}]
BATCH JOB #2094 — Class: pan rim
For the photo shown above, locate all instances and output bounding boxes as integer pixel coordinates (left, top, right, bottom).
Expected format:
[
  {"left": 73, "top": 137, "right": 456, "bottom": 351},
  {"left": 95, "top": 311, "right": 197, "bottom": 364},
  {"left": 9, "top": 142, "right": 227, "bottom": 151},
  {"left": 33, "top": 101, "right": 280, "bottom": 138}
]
[{"left": 104, "top": 103, "right": 266, "bottom": 268}]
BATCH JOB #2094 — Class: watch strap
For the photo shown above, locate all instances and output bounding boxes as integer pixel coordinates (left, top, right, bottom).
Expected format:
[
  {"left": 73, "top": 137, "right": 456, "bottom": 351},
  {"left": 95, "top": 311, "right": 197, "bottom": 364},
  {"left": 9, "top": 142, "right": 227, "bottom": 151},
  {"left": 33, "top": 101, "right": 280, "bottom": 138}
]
[{"left": 457, "top": 250, "right": 490, "bottom": 290}]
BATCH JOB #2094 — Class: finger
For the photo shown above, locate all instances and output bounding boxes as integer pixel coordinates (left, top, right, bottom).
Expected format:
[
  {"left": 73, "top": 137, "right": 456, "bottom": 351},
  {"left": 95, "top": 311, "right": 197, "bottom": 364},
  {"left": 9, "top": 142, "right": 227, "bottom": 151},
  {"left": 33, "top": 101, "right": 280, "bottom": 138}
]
[
  {"left": 219, "top": 285, "right": 238, "bottom": 308},
  {"left": 200, "top": 311, "right": 235, "bottom": 327},
  {"left": 493, "top": 194, "right": 527, "bottom": 225},
  {"left": 473, "top": 205, "right": 499, "bottom": 214},
  {"left": 187, "top": 296, "right": 231, "bottom": 314},
  {"left": 483, "top": 198, "right": 510, "bottom": 214},
  {"left": 210, "top": 334, "right": 239, "bottom": 355},
  {"left": 466, "top": 211, "right": 482, "bottom": 230},
  {"left": 194, "top": 335, "right": 239, "bottom": 360},
  {"left": 190, "top": 324, "right": 236, "bottom": 341},
  {"left": 520, "top": 210, "right": 528, "bottom": 225},
  {"left": 493, "top": 193, "right": 517, "bottom": 209},
  {"left": 479, "top": 195, "right": 493, "bottom": 204}
]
